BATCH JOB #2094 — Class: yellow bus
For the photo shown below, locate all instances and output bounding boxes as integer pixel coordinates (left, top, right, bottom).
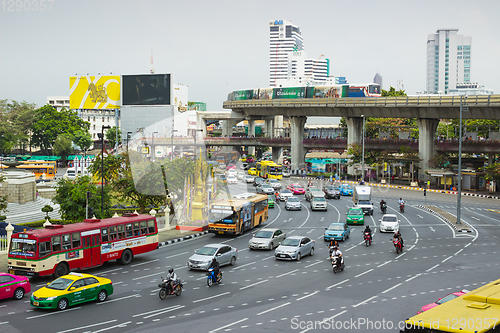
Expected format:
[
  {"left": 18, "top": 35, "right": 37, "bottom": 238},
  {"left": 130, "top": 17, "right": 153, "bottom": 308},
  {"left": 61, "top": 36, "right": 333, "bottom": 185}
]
[
  {"left": 208, "top": 193, "right": 268, "bottom": 235},
  {"left": 261, "top": 162, "right": 283, "bottom": 180},
  {"left": 402, "top": 278, "right": 500, "bottom": 332},
  {"left": 256, "top": 160, "right": 273, "bottom": 177},
  {"left": 22, "top": 160, "right": 57, "bottom": 172},
  {"left": 16, "top": 163, "right": 56, "bottom": 181}
]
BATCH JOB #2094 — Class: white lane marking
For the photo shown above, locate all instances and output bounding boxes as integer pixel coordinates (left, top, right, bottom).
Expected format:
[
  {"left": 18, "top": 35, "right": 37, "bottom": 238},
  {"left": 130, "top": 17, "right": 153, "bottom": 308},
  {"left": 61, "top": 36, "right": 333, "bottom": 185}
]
[
  {"left": 266, "top": 204, "right": 282, "bottom": 227},
  {"left": 27, "top": 307, "right": 81, "bottom": 319},
  {"left": 193, "top": 291, "right": 230, "bottom": 303},
  {"left": 257, "top": 302, "right": 291, "bottom": 316},
  {"left": 132, "top": 272, "right": 159, "bottom": 281},
  {"left": 262, "top": 256, "right": 275, "bottom": 261},
  {"left": 327, "top": 202, "right": 341, "bottom": 223},
  {"left": 326, "top": 279, "right": 349, "bottom": 291},
  {"left": 441, "top": 256, "right": 453, "bottom": 263},
  {"left": 231, "top": 261, "right": 256, "bottom": 271},
  {"left": 96, "top": 294, "right": 140, "bottom": 305},
  {"left": 355, "top": 268, "right": 373, "bottom": 278},
  {"left": 417, "top": 214, "right": 423, "bottom": 219},
  {"left": 208, "top": 318, "right": 248, "bottom": 333},
  {"left": 240, "top": 280, "right": 269, "bottom": 290},
  {"left": 405, "top": 273, "right": 421, "bottom": 282},
  {"left": 298, "top": 204, "right": 311, "bottom": 228},
  {"left": 56, "top": 320, "right": 118, "bottom": 333},
  {"left": 381, "top": 283, "right": 402, "bottom": 294},
  {"left": 304, "top": 261, "right": 322, "bottom": 268},
  {"left": 377, "top": 260, "right": 392, "bottom": 268},
  {"left": 164, "top": 251, "right": 189, "bottom": 260},
  {"left": 300, "top": 310, "right": 347, "bottom": 333},
  {"left": 133, "top": 306, "right": 183, "bottom": 318},
  {"left": 275, "top": 269, "right": 298, "bottom": 278},
  {"left": 296, "top": 291, "right": 319, "bottom": 301},
  {"left": 0, "top": 322, "right": 9, "bottom": 325},
  {"left": 352, "top": 296, "right": 377, "bottom": 308},
  {"left": 98, "top": 268, "right": 123, "bottom": 275},
  {"left": 142, "top": 305, "right": 185, "bottom": 319},
  {"left": 471, "top": 216, "right": 480, "bottom": 221},
  {"left": 90, "top": 321, "right": 132, "bottom": 333},
  {"left": 130, "top": 259, "right": 159, "bottom": 267}
]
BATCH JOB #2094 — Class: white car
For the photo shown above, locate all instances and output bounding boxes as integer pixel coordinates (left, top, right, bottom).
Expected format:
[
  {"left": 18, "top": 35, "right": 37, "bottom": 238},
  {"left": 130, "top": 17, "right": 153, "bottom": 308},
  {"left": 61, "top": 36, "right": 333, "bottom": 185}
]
[
  {"left": 227, "top": 175, "right": 238, "bottom": 184},
  {"left": 279, "top": 189, "right": 293, "bottom": 201},
  {"left": 244, "top": 175, "right": 254, "bottom": 183},
  {"left": 282, "top": 169, "right": 291, "bottom": 177},
  {"left": 379, "top": 214, "right": 400, "bottom": 233},
  {"left": 237, "top": 171, "right": 246, "bottom": 180},
  {"left": 227, "top": 169, "right": 237, "bottom": 177}
]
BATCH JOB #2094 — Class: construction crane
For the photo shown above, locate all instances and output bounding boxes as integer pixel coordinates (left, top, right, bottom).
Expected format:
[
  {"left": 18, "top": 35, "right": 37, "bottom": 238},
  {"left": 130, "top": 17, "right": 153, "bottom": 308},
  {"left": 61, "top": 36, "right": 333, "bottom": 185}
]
[{"left": 304, "top": 54, "right": 324, "bottom": 86}]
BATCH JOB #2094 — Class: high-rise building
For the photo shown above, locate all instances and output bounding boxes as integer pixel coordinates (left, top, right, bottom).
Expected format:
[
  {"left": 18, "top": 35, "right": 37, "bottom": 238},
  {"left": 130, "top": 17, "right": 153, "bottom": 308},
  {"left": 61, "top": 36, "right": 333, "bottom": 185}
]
[
  {"left": 373, "top": 73, "right": 382, "bottom": 88},
  {"left": 426, "top": 29, "right": 471, "bottom": 94}
]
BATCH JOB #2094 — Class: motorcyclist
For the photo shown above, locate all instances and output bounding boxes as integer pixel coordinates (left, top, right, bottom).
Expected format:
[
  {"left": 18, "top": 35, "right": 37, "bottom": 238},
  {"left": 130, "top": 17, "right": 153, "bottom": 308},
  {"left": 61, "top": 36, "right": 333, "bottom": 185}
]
[
  {"left": 398, "top": 198, "right": 405, "bottom": 206},
  {"left": 328, "top": 239, "right": 339, "bottom": 256},
  {"left": 363, "top": 225, "right": 372, "bottom": 240},
  {"left": 307, "top": 180, "right": 313, "bottom": 188},
  {"left": 393, "top": 231, "right": 404, "bottom": 248},
  {"left": 275, "top": 191, "right": 280, "bottom": 202},
  {"left": 209, "top": 258, "right": 220, "bottom": 280},
  {"left": 330, "top": 246, "right": 343, "bottom": 268},
  {"left": 380, "top": 199, "right": 387, "bottom": 209},
  {"left": 165, "top": 268, "right": 178, "bottom": 294}
]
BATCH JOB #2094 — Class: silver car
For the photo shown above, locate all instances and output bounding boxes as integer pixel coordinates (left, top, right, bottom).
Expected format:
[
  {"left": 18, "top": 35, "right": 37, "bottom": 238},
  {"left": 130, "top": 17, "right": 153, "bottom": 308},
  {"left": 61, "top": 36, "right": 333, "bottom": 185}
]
[
  {"left": 256, "top": 184, "right": 275, "bottom": 194},
  {"left": 275, "top": 236, "right": 315, "bottom": 261},
  {"left": 187, "top": 243, "right": 238, "bottom": 270},
  {"left": 282, "top": 169, "right": 291, "bottom": 177},
  {"left": 305, "top": 186, "right": 324, "bottom": 201},
  {"left": 285, "top": 196, "right": 302, "bottom": 210},
  {"left": 279, "top": 189, "right": 293, "bottom": 202},
  {"left": 248, "top": 228, "right": 286, "bottom": 250},
  {"left": 265, "top": 179, "right": 282, "bottom": 191},
  {"left": 244, "top": 175, "right": 254, "bottom": 183}
]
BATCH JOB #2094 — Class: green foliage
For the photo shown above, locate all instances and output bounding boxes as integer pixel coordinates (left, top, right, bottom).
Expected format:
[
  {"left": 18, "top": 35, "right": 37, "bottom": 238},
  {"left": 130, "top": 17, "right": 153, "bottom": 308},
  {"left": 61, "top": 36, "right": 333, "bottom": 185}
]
[
  {"left": 53, "top": 134, "right": 73, "bottom": 164},
  {"left": 481, "top": 163, "right": 500, "bottom": 182},
  {"left": 41, "top": 204, "right": 54, "bottom": 219},
  {"left": 30, "top": 105, "right": 90, "bottom": 153},
  {"left": 106, "top": 126, "right": 122, "bottom": 149},
  {"left": 21, "top": 219, "right": 73, "bottom": 228},
  {"left": 381, "top": 86, "right": 407, "bottom": 97},
  {"left": 0, "top": 99, "right": 37, "bottom": 154},
  {"left": 73, "top": 130, "right": 93, "bottom": 153},
  {"left": 0, "top": 175, "right": 7, "bottom": 214},
  {"left": 53, "top": 176, "right": 112, "bottom": 221}
]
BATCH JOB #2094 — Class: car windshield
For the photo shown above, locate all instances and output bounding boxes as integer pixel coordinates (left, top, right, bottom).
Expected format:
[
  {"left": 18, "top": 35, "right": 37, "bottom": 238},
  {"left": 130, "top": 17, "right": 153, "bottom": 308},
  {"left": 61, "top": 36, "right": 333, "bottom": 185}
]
[
  {"left": 359, "top": 200, "right": 371, "bottom": 205},
  {"left": 349, "top": 209, "right": 363, "bottom": 215},
  {"left": 326, "top": 186, "right": 336, "bottom": 190},
  {"left": 195, "top": 247, "right": 218, "bottom": 256},
  {"left": 262, "top": 185, "right": 272, "bottom": 188},
  {"left": 255, "top": 231, "right": 273, "bottom": 239},
  {"left": 281, "top": 238, "right": 300, "bottom": 247},
  {"left": 287, "top": 197, "right": 300, "bottom": 202},
  {"left": 383, "top": 216, "right": 398, "bottom": 222},
  {"left": 313, "top": 197, "right": 326, "bottom": 202},
  {"left": 294, "top": 185, "right": 303, "bottom": 189},
  {"left": 310, "top": 188, "right": 321, "bottom": 192},
  {"left": 328, "top": 224, "right": 344, "bottom": 231},
  {"left": 436, "top": 294, "right": 459, "bottom": 305},
  {"left": 47, "top": 277, "right": 74, "bottom": 290},
  {"left": 343, "top": 185, "right": 352, "bottom": 190}
]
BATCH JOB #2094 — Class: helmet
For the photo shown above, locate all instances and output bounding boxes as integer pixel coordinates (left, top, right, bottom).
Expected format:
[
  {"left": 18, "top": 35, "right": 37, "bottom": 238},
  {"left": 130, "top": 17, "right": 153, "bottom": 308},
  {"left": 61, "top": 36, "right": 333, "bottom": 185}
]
[
  {"left": 212, "top": 258, "right": 217, "bottom": 262},
  {"left": 168, "top": 268, "right": 174, "bottom": 274},
  {"left": 333, "top": 246, "right": 338, "bottom": 250},
  {"left": 400, "top": 198, "right": 402, "bottom": 200},
  {"left": 394, "top": 232, "right": 398, "bottom": 236}
]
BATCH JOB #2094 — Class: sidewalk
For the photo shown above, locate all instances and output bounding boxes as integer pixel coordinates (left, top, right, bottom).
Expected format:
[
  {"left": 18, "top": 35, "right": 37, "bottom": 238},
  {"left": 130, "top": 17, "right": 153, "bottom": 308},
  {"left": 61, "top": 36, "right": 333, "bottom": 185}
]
[{"left": 0, "top": 228, "right": 208, "bottom": 273}]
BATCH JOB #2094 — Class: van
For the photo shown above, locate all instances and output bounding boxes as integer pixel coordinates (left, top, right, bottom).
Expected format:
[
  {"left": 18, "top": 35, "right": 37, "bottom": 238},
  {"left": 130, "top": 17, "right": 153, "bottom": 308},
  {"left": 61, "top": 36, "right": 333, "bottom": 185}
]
[{"left": 310, "top": 192, "right": 327, "bottom": 211}]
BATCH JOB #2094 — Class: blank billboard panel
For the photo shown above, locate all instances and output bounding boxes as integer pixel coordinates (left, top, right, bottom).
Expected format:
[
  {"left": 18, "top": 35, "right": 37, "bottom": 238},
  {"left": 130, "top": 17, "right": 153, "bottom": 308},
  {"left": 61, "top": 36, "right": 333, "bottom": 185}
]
[{"left": 122, "top": 74, "right": 171, "bottom": 106}]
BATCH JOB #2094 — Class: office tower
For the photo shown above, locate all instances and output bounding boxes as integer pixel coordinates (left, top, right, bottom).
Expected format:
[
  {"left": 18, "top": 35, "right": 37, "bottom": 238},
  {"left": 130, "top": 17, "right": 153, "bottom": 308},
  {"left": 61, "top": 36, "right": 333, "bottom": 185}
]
[{"left": 426, "top": 29, "right": 471, "bottom": 94}]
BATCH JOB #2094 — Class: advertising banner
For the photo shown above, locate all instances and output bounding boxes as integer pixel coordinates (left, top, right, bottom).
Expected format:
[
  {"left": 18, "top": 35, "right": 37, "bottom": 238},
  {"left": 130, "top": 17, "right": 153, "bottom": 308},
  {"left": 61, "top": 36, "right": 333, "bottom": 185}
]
[
  {"left": 69, "top": 76, "right": 121, "bottom": 109},
  {"left": 122, "top": 74, "right": 171, "bottom": 106},
  {"left": 232, "top": 90, "right": 253, "bottom": 100},
  {"left": 273, "top": 87, "right": 306, "bottom": 99}
]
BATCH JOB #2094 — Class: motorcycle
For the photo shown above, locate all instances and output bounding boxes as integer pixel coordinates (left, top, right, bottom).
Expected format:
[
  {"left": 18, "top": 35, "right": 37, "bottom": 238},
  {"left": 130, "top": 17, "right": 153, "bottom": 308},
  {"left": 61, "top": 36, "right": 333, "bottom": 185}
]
[
  {"left": 393, "top": 238, "right": 403, "bottom": 254},
  {"left": 158, "top": 277, "right": 183, "bottom": 299},
  {"left": 331, "top": 255, "right": 345, "bottom": 274},
  {"left": 381, "top": 203, "right": 387, "bottom": 214},
  {"left": 399, "top": 203, "right": 405, "bottom": 213},
  {"left": 206, "top": 268, "right": 223, "bottom": 287},
  {"left": 363, "top": 232, "right": 372, "bottom": 246}
]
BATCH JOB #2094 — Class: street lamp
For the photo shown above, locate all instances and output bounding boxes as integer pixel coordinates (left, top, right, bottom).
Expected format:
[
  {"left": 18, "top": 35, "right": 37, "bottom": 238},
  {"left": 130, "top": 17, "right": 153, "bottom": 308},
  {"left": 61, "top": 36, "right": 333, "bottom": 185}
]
[
  {"left": 361, "top": 115, "right": 366, "bottom": 183},
  {"left": 152, "top": 132, "right": 158, "bottom": 162},
  {"left": 171, "top": 129, "right": 178, "bottom": 161},
  {"left": 98, "top": 125, "right": 111, "bottom": 218}
]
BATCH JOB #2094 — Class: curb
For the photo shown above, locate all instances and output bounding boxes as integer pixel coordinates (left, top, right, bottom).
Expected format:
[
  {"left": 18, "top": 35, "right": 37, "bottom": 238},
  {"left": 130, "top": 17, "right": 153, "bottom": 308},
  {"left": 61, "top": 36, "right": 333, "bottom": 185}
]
[
  {"left": 417, "top": 205, "right": 472, "bottom": 233},
  {"left": 158, "top": 231, "right": 209, "bottom": 247}
]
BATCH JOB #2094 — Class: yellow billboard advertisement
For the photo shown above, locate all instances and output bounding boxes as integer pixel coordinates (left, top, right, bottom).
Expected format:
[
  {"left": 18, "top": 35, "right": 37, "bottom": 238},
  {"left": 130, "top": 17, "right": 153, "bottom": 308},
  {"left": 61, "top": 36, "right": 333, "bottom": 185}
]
[{"left": 69, "top": 76, "right": 121, "bottom": 109}]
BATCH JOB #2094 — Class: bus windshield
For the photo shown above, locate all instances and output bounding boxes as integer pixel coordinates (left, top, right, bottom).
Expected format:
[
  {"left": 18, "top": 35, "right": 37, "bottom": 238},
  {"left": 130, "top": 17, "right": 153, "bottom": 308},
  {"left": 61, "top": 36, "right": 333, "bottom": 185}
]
[{"left": 209, "top": 206, "right": 235, "bottom": 223}]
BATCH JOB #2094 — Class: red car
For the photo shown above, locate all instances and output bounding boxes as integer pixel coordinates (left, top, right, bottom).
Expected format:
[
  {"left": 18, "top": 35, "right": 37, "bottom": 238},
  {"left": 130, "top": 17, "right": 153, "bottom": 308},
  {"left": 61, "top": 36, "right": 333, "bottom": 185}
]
[
  {"left": 0, "top": 272, "right": 31, "bottom": 300},
  {"left": 287, "top": 183, "right": 305, "bottom": 195},
  {"left": 418, "top": 289, "right": 469, "bottom": 313}
]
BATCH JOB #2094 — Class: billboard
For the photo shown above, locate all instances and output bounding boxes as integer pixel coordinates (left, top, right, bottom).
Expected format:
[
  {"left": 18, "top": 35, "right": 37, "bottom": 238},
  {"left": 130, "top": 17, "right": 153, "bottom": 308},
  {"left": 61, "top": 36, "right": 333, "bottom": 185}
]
[
  {"left": 122, "top": 74, "right": 171, "bottom": 106},
  {"left": 273, "top": 87, "right": 306, "bottom": 99},
  {"left": 69, "top": 76, "right": 121, "bottom": 109}
]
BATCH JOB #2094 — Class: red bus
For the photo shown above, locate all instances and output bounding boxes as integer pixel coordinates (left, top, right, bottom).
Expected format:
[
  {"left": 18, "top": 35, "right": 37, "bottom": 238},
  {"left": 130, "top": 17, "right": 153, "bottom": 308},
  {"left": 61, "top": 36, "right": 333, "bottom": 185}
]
[{"left": 7, "top": 214, "right": 159, "bottom": 278}]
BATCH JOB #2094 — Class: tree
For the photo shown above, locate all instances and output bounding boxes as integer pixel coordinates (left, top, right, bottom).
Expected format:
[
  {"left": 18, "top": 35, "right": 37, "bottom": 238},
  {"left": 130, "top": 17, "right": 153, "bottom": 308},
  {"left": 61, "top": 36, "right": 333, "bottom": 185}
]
[
  {"left": 106, "top": 126, "right": 122, "bottom": 150},
  {"left": 41, "top": 205, "right": 53, "bottom": 220},
  {"left": 0, "top": 175, "right": 7, "bottom": 215},
  {"left": 381, "top": 86, "right": 407, "bottom": 97},
  {"left": 73, "top": 130, "right": 93, "bottom": 155},
  {"left": 53, "top": 176, "right": 112, "bottom": 221},
  {"left": 53, "top": 134, "right": 73, "bottom": 166},
  {"left": 482, "top": 163, "right": 500, "bottom": 182},
  {"left": 30, "top": 105, "right": 90, "bottom": 154},
  {"left": 0, "top": 99, "right": 37, "bottom": 154}
]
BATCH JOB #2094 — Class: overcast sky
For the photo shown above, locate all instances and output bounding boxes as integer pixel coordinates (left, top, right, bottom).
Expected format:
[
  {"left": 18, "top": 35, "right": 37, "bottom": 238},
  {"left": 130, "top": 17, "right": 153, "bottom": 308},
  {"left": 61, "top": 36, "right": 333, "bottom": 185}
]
[{"left": 1, "top": 0, "right": 499, "bottom": 110}]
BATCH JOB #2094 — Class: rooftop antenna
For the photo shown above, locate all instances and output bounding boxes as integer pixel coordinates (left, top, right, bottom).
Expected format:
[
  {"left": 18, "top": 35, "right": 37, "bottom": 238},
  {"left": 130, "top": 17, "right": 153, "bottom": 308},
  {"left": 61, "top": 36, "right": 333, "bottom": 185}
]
[{"left": 150, "top": 49, "right": 155, "bottom": 74}]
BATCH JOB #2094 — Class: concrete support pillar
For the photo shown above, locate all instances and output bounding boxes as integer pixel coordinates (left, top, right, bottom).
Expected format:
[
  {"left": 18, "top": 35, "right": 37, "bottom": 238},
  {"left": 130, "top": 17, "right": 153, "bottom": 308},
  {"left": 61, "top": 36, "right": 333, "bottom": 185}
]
[
  {"left": 345, "top": 117, "right": 363, "bottom": 176},
  {"left": 290, "top": 116, "right": 307, "bottom": 174},
  {"left": 265, "top": 119, "right": 274, "bottom": 137},
  {"left": 416, "top": 118, "right": 440, "bottom": 182},
  {"left": 221, "top": 119, "right": 238, "bottom": 137},
  {"left": 488, "top": 154, "right": 494, "bottom": 166},
  {"left": 247, "top": 118, "right": 256, "bottom": 156},
  {"left": 272, "top": 147, "right": 282, "bottom": 163}
]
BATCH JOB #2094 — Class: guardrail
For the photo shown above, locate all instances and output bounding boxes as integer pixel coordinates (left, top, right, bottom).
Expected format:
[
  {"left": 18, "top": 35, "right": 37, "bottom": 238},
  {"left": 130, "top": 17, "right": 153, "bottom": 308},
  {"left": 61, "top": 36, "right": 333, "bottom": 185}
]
[{"left": 223, "top": 94, "right": 500, "bottom": 108}]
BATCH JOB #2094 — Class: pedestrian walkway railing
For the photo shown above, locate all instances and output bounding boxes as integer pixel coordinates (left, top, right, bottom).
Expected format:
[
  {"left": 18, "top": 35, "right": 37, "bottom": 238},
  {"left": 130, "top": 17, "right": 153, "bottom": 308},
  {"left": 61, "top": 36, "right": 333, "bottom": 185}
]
[{"left": 0, "top": 235, "right": 8, "bottom": 254}]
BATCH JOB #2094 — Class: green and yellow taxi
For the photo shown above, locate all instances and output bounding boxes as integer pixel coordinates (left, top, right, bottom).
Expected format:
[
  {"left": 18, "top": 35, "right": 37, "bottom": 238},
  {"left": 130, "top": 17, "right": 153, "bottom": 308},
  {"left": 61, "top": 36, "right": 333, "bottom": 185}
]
[
  {"left": 267, "top": 195, "right": 275, "bottom": 208},
  {"left": 30, "top": 272, "right": 113, "bottom": 310},
  {"left": 248, "top": 167, "right": 258, "bottom": 176},
  {"left": 346, "top": 207, "right": 365, "bottom": 225}
]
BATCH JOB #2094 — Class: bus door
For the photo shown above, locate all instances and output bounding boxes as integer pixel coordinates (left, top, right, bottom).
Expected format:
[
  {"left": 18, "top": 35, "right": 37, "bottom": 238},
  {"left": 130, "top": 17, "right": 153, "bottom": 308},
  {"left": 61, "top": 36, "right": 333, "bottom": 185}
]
[
  {"left": 82, "top": 230, "right": 101, "bottom": 268},
  {"left": 242, "top": 202, "right": 252, "bottom": 232}
]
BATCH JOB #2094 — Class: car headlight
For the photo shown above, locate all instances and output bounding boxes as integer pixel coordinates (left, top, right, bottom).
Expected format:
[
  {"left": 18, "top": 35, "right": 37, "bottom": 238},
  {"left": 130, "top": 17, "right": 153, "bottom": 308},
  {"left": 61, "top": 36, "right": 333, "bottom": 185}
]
[{"left": 46, "top": 296, "right": 58, "bottom": 300}]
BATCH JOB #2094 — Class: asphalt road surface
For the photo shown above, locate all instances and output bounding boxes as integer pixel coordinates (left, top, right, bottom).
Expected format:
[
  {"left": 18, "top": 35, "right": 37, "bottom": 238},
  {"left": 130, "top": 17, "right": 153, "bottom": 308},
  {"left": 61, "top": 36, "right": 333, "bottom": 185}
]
[{"left": 1, "top": 179, "right": 499, "bottom": 333}]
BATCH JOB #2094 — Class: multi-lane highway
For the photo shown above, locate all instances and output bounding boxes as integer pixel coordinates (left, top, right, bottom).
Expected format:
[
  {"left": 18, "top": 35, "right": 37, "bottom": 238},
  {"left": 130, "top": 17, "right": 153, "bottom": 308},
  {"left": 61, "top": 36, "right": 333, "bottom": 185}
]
[{"left": 1, "top": 179, "right": 499, "bottom": 333}]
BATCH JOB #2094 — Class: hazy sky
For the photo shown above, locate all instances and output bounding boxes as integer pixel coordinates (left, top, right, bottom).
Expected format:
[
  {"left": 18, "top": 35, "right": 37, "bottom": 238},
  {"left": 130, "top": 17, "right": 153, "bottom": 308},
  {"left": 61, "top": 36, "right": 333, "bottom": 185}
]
[{"left": 1, "top": 0, "right": 499, "bottom": 110}]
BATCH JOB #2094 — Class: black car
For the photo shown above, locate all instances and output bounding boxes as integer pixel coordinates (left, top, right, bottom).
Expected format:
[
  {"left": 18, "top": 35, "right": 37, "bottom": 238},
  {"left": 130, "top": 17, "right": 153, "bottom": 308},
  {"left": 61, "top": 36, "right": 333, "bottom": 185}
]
[
  {"left": 253, "top": 177, "right": 264, "bottom": 187},
  {"left": 323, "top": 185, "right": 340, "bottom": 199}
]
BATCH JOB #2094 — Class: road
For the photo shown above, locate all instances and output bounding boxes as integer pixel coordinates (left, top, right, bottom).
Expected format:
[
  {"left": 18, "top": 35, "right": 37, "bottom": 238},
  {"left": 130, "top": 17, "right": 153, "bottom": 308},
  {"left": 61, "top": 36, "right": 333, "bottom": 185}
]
[{"left": 1, "top": 178, "right": 499, "bottom": 333}]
